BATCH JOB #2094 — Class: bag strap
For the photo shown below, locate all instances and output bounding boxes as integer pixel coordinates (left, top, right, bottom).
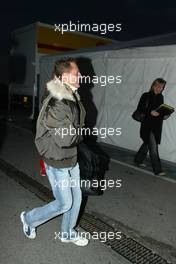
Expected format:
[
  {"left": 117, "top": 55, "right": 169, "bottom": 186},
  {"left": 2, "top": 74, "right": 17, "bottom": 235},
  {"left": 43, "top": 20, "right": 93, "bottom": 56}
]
[{"left": 36, "top": 94, "right": 52, "bottom": 132}]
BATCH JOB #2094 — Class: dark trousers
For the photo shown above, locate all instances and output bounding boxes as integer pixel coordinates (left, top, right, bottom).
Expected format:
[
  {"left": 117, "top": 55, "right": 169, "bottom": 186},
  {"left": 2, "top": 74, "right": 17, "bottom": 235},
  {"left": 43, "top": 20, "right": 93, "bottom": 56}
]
[{"left": 134, "top": 132, "right": 162, "bottom": 174}]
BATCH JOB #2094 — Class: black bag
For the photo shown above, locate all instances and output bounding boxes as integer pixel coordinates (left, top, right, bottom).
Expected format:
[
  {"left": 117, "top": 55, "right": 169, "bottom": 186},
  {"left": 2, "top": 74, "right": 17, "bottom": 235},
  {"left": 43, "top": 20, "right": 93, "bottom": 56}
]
[
  {"left": 132, "top": 110, "right": 145, "bottom": 122},
  {"left": 132, "top": 94, "right": 150, "bottom": 122},
  {"left": 77, "top": 142, "right": 102, "bottom": 196}
]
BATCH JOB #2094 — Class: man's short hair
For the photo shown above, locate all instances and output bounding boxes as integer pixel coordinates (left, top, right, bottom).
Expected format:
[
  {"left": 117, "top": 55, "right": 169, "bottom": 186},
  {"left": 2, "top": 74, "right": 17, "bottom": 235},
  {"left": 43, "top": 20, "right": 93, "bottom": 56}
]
[{"left": 54, "top": 57, "right": 77, "bottom": 79}]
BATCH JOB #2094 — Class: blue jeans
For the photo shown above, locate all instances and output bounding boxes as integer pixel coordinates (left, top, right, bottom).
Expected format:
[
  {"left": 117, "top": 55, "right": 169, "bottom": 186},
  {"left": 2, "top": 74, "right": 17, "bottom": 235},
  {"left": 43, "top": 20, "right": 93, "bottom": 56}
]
[{"left": 25, "top": 162, "right": 82, "bottom": 239}]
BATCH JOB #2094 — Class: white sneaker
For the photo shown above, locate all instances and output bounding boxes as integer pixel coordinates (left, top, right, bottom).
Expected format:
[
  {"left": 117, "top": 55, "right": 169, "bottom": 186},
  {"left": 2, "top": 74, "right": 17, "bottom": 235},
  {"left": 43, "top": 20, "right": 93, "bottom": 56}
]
[
  {"left": 20, "top": 211, "right": 36, "bottom": 239},
  {"left": 61, "top": 236, "right": 89, "bottom": 246},
  {"left": 134, "top": 161, "right": 146, "bottom": 167},
  {"left": 139, "top": 163, "right": 146, "bottom": 167},
  {"left": 157, "top": 171, "right": 166, "bottom": 176}
]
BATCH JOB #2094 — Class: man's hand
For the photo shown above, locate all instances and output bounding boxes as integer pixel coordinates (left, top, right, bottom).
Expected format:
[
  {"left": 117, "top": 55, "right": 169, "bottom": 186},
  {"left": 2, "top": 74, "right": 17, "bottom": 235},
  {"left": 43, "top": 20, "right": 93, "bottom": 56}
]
[{"left": 151, "top": 110, "right": 160, "bottom": 117}]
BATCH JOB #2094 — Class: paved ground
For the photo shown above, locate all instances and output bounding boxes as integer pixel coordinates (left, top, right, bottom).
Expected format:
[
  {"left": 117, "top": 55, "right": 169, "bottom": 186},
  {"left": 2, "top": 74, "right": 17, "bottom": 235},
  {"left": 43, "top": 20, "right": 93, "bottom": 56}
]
[
  {"left": 0, "top": 170, "right": 129, "bottom": 264},
  {"left": 0, "top": 119, "right": 176, "bottom": 263}
]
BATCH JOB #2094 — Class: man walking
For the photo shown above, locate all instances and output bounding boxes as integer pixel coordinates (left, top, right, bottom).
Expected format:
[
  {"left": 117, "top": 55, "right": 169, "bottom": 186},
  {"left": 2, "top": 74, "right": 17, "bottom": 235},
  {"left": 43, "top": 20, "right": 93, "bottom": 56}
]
[{"left": 20, "top": 58, "right": 88, "bottom": 246}]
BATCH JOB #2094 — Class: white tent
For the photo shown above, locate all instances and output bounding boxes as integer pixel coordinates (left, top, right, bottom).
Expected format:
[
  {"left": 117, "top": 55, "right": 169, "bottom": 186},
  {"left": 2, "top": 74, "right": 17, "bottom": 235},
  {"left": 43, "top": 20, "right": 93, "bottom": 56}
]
[{"left": 39, "top": 39, "right": 176, "bottom": 163}]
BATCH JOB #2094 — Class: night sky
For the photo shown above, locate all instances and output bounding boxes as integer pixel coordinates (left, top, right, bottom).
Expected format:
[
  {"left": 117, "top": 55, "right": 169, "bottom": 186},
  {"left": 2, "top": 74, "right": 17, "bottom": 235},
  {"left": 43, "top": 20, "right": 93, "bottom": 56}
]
[{"left": 1, "top": 0, "right": 176, "bottom": 83}]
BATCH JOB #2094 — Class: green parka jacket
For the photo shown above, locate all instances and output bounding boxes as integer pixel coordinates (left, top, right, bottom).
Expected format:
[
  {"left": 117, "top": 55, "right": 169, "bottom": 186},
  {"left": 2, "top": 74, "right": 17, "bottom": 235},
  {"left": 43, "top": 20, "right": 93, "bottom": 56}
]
[{"left": 35, "top": 79, "right": 86, "bottom": 168}]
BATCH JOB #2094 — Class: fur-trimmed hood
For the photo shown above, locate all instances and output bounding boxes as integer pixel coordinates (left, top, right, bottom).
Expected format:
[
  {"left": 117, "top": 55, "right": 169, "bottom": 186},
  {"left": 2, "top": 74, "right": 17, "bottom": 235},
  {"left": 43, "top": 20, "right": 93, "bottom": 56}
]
[{"left": 46, "top": 79, "right": 80, "bottom": 102}]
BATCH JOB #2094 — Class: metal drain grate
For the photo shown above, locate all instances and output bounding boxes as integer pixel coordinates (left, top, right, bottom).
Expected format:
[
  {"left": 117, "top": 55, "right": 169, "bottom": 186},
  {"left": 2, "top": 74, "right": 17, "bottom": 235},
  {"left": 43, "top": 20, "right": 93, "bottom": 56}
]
[
  {"left": 80, "top": 213, "right": 171, "bottom": 264},
  {"left": 0, "top": 158, "right": 172, "bottom": 264}
]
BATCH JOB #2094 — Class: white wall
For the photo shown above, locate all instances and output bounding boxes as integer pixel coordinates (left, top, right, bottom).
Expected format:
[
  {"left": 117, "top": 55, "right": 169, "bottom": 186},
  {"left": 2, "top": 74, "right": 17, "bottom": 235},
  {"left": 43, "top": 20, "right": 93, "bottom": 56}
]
[{"left": 40, "top": 45, "right": 176, "bottom": 163}]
